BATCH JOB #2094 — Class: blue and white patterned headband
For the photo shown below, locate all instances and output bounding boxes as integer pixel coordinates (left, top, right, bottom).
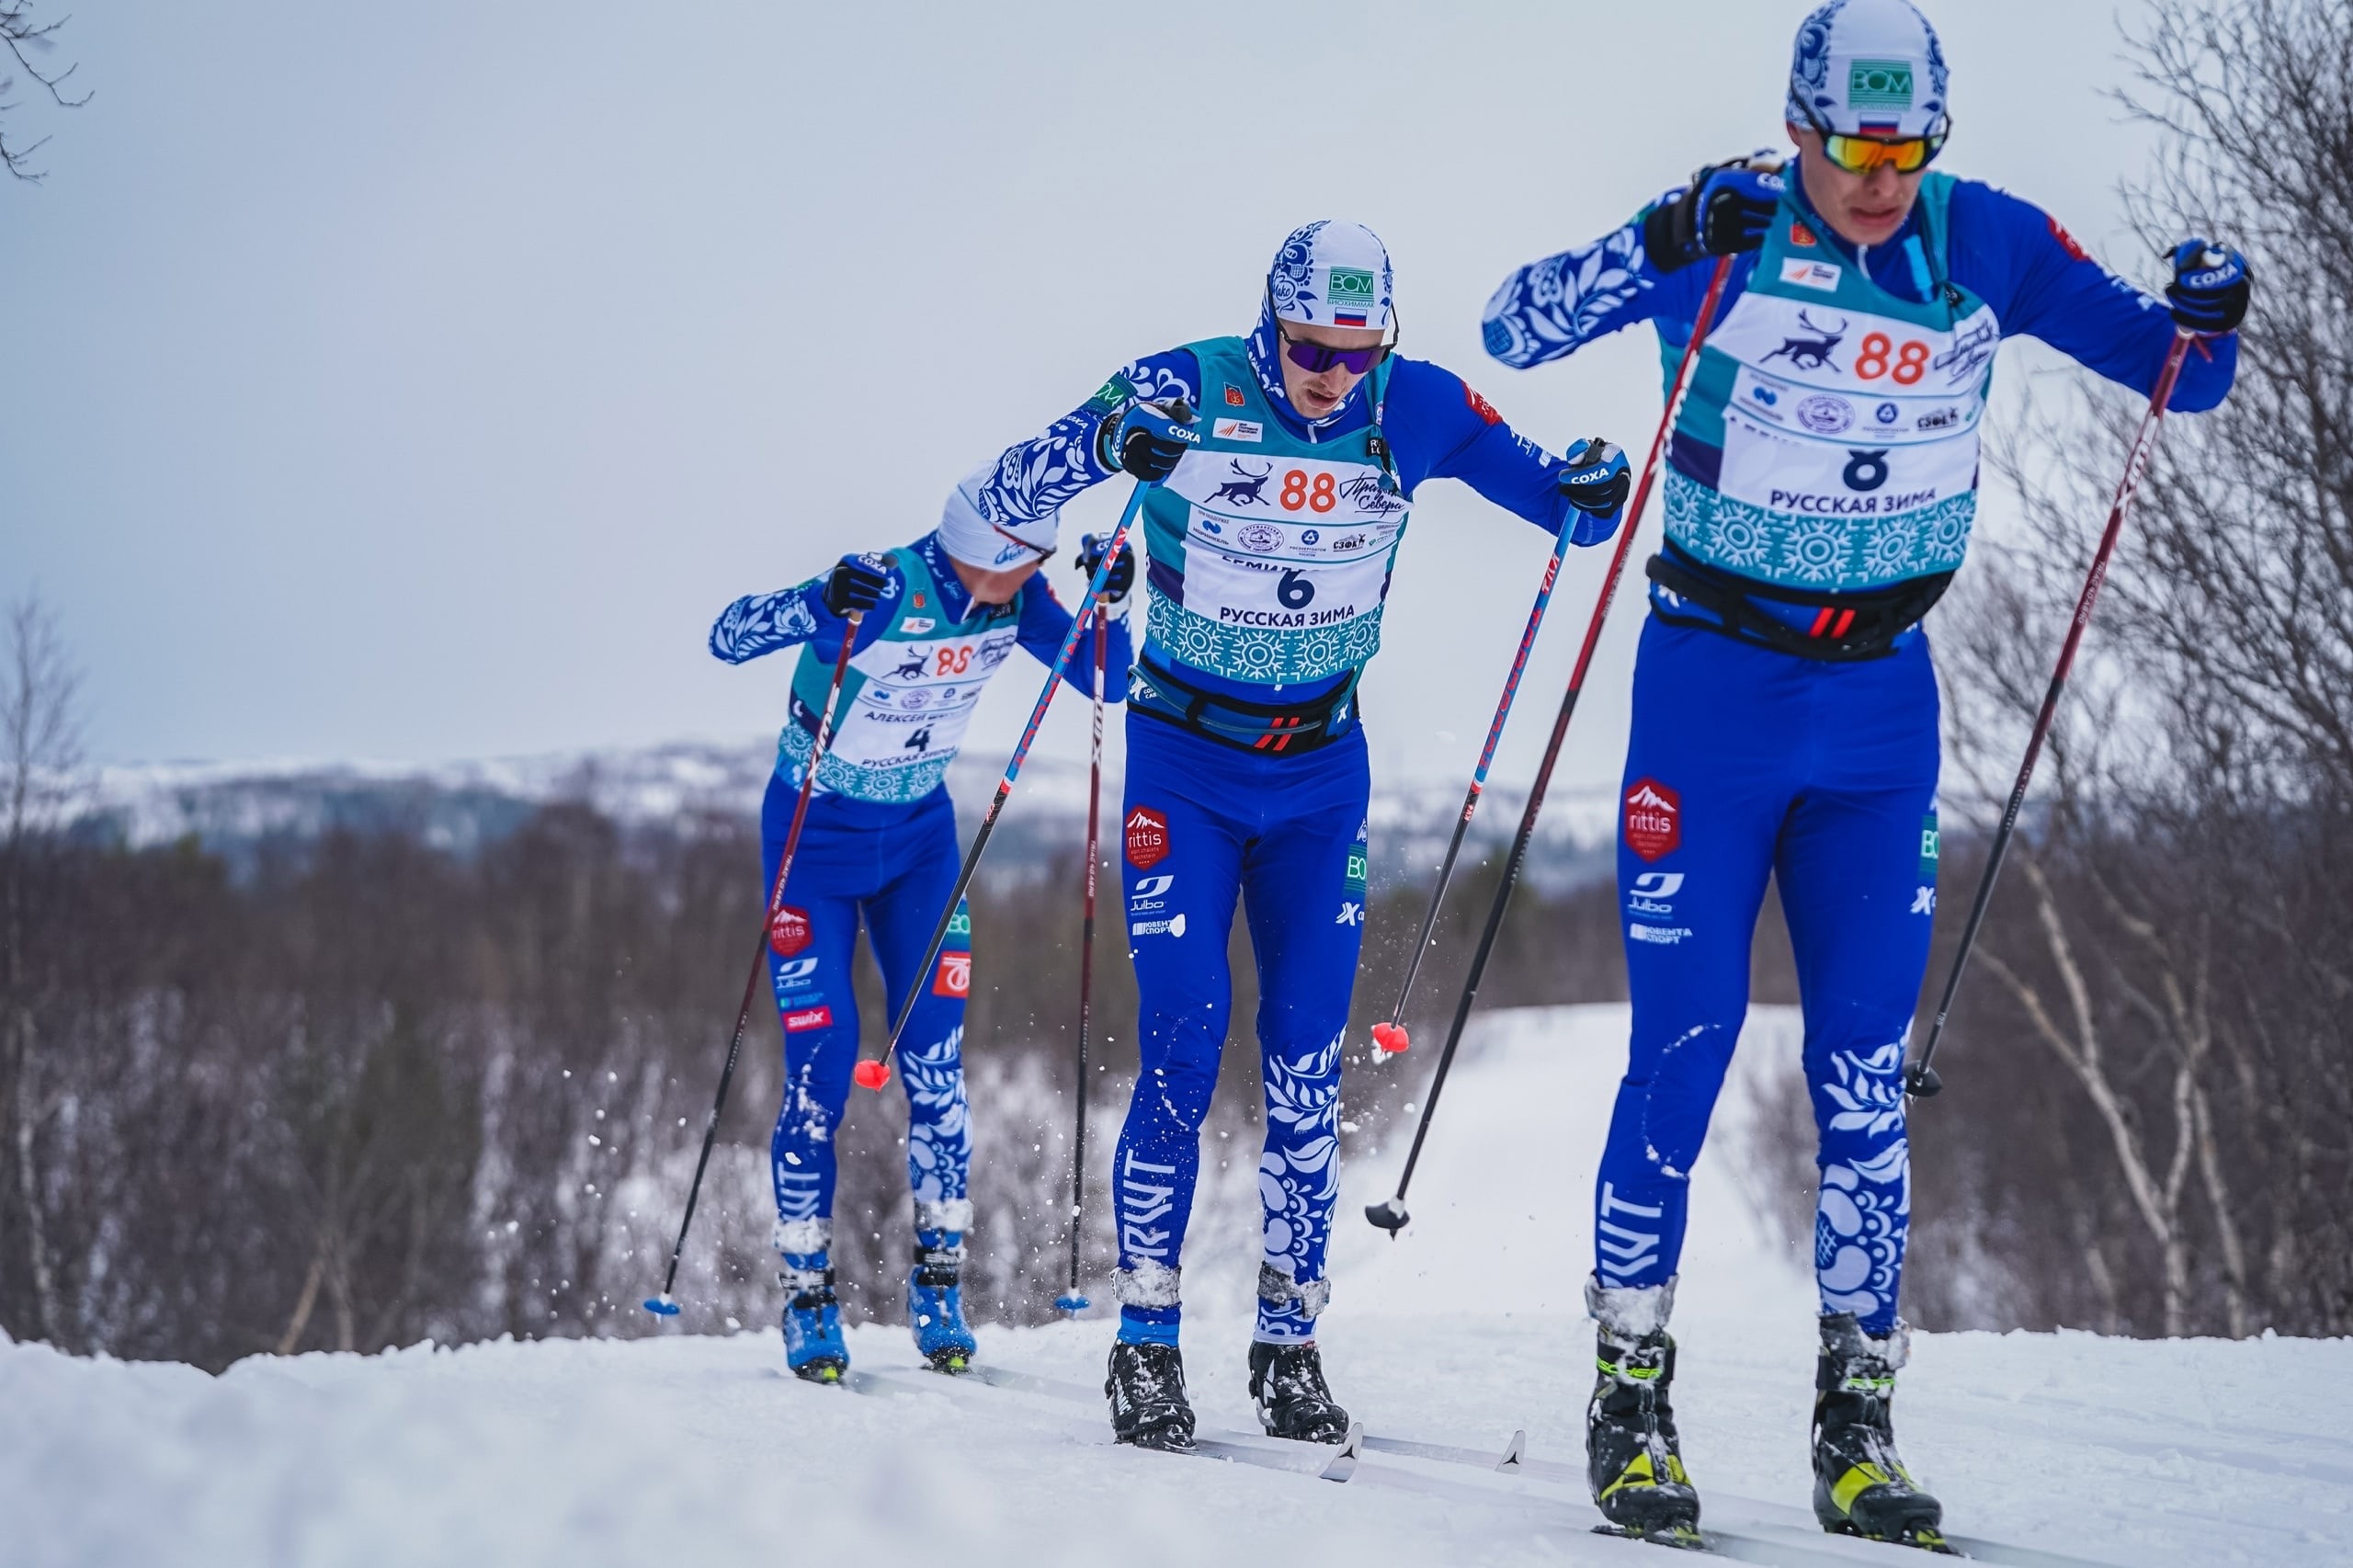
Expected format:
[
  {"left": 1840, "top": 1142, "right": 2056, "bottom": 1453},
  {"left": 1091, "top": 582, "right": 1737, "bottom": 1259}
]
[
  {"left": 1267, "top": 220, "right": 1394, "bottom": 332},
  {"left": 1787, "top": 0, "right": 1950, "bottom": 141},
  {"left": 938, "top": 462, "right": 1057, "bottom": 570}
]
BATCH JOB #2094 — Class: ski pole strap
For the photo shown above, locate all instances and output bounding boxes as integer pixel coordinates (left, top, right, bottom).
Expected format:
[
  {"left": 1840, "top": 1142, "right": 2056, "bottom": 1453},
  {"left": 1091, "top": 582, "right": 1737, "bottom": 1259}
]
[
  {"left": 1644, "top": 545, "right": 1953, "bottom": 663},
  {"left": 1128, "top": 656, "right": 1361, "bottom": 756}
]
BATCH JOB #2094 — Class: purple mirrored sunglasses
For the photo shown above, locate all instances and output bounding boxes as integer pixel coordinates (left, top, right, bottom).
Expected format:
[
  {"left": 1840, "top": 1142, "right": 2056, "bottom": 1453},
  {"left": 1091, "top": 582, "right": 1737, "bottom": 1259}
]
[{"left": 1267, "top": 287, "right": 1398, "bottom": 375}]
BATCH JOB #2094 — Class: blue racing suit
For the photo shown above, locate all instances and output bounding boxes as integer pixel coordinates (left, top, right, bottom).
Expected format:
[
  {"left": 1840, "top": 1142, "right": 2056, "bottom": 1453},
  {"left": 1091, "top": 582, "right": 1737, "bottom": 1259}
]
[
  {"left": 1483, "top": 161, "right": 2237, "bottom": 1335},
  {"left": 975, "top": 304, "right": 1609, "bottom": 1346},
  {"left": 710, "top": 530, "right": 1131, "bottom": 1259}
]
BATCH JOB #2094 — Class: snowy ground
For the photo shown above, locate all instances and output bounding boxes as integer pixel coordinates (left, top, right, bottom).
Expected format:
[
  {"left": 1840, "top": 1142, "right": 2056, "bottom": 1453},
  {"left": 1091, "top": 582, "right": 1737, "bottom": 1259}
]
[{"left": 6, "top": 1006, "right": 2350, "bottom": 1567}]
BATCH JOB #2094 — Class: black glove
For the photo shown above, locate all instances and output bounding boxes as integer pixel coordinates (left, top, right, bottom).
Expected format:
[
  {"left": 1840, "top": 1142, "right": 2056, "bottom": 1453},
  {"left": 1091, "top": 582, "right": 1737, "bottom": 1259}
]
[
  {"left": 1642, "top": 154, "right": 1785, "bottom": 273},
  {"left": 2166, "top": 239, "right": 2250, "bottom": 334},
  {"left": 823, "top": 553, "right": 890, "bottom": 618},
  {"left": 1074, "top": 532, "right": 1137, "bottom": 607},
  {"left": 1098, "top": 398, "right": 1199, "bottom": 483}
]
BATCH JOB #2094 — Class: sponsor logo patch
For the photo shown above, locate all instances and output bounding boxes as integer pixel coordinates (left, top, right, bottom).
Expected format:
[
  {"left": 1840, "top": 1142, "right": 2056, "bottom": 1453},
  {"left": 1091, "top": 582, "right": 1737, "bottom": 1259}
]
[
  {"left": 1623, "top": 778, "right": 1682, "bottom": 863},
  {"left": 767, "top": 905, "right": 813, "bottom": 958},
  {"left": 1790, "top": 220, "right": 1819, "bottom": 248},
  {"left": 1779, "top": 257, "right": 1843, "bottom": 291},
  {"left": 1798, "top": 394, "right": 1855, "bottom": 435},
  {"left": 782, "top": 1005, "right": 834, "bottom": 1033},
  {"left": 1224, "top": 383, "right": 1247, "bottom": 407},
  {"left": 899, "top": 618, "right": 936, "bottom": 634},
  {"left": 1213, "top": 417, "right": 1264, "bottom": 443},
  {"left": 932, "top": 952, "right": 971, "bottom": 997},
  {"left": 1627, "top": 869, "right": 1685, "bottom": 917},
  {"left": 1847, "top": 59, "right": 1915, "bottom": 110},
  {"left": 1628, "top": 924, "right": 1693, "bottom": 946},
  {"left": 1130, "top": 914, "right": 1188, "bottom": 938},
  {"left": 1327, "top": 265, "right": 1378, "bottom": 325},
  {"left": 1463, "top": 383, "right": 1503, "bottom": 426},
  {"left": 1126, "top": 806, "right": 1170, "bottom": 870}
]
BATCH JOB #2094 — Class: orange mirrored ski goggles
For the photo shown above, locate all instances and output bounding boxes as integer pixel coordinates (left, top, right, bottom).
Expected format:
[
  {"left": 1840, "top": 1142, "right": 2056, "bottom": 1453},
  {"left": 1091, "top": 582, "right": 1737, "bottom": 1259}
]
[{"left": 1802, "top": 106, "right": 1949, "bottom": 175}]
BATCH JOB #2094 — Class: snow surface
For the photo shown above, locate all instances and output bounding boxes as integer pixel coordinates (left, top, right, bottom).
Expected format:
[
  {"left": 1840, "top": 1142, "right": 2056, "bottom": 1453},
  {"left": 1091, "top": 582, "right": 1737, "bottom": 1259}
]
[{"left": 6, "top": 1005, "right": 2350, "bottom": 1567}]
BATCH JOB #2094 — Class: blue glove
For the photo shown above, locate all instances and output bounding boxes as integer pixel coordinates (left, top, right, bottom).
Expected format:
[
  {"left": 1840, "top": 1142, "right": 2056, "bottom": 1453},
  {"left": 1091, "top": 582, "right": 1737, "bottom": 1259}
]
[
  {"left": 1558, "top": 438, "right": 1631, "bottom": 547},
  {"left": 1642, "top": 155, "right": 1785, "bottom": 273},
  {"left": 823, "top": 553, "right": 891, "bottom": 617},
  {"left": 1074, "top": 532, "right": 1137, "bottom": 607},
  {"left": 2166, "top": 239, "right": 2250, "bottom": 334},
  {"left": 1098, "top": 399, "right": 1199, "bottom": 483}
]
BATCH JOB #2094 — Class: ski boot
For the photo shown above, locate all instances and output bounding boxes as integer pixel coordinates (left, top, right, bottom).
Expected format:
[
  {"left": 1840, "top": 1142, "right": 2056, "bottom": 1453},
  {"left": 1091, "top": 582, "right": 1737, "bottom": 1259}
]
[
  {"left": 1248, "top": 1341, "right": 1351, "bottom": 1444},
  {"left": 907, "top": 1224, "right": 977, "bottom": 1373},
  {"left": 1812, "top": 1313, "right": 1952, "bottom": 1553},
  {"left": 779, "top": 1251, "right": 847, "bottom": 1384},
  {"left": 1586, "top": 1278, "right": 1701, "bottom": 1547},
  {"left": 1106, "top": 1340, "right": 1196, "bottom": 1451}
]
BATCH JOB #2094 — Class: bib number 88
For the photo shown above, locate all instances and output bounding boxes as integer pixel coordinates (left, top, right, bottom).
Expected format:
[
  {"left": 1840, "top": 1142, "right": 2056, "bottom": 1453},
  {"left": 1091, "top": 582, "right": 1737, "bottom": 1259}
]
[
  {"left": 1280, "top": 471, "right": 1338, "bottom": 514},
  {"left": 1856, "top": 333, "right": 1929, "bottom": 386}
]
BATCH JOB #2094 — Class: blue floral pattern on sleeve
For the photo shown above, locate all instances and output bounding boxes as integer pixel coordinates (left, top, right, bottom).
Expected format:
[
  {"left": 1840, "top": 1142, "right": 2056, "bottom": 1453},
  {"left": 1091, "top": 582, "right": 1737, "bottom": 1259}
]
[
  {"left": 1479, "top": 213, "right": 1657, "bottom": 369},
  {"left": 709, "top": 581, "right": 823, "bottom": 664},
  {"left": 971, "top": 350, "right": 1199, "bottom": 526}
]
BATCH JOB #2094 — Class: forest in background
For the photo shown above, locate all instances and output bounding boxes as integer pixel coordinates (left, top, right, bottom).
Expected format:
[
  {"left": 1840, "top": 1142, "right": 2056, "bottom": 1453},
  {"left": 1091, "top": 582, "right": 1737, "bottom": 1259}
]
[{"left": 6, "top": 0, "right": 2349, "bottom": 1367}]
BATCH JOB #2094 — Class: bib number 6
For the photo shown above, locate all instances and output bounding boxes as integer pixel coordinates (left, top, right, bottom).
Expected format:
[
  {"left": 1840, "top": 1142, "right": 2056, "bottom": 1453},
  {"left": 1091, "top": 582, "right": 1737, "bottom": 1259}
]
[{"left": 1277, "top": 569, "right": 1316, "bottom": 609}]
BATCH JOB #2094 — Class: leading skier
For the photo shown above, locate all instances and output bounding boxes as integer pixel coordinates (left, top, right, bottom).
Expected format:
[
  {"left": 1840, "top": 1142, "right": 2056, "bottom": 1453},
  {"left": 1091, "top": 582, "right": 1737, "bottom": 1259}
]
[
  {"left": 969, "top": 220, "right": 1633, "bottom": 1451},
  {"left": 1481, "top": 0, "right": 2246, "bottom": 1549},
  {"left": 708, "top": 475, "right": 1135, "bottom": 1381}
]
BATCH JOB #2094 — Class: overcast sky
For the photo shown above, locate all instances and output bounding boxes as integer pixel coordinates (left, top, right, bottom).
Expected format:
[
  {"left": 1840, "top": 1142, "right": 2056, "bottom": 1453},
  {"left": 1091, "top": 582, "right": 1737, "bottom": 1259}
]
[{"left": 7, "top": 0, "right": 2167, "bottom": 794}]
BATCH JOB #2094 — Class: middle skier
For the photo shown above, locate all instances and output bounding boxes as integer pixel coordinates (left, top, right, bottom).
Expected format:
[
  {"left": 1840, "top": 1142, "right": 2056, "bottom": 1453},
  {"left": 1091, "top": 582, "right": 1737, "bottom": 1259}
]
[{"left": 967, "top": 220, "right": 1633, "bottom": 1450}]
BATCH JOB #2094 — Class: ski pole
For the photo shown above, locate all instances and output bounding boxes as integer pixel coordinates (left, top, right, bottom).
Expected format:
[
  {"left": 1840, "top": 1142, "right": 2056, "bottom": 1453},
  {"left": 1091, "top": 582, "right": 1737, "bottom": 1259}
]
[
  {"left": 644, "top": 608, "right": 864, "bottom": 1316},
  {"left": 1369, "top": 437, "right": 1610, "bottom": 1058},
  {"left": 1054, "top": 599, "right": 1110, "bottom": 1316},
  {"left": 1906, "top": 326, "right": 2196, "bottom": 1101},
  {"left": 852, "top": 473, "right": 1162, "bottom": 1094},
  {"left": 1366, "top": 255, "right": 1735, "bottom": 1236}
]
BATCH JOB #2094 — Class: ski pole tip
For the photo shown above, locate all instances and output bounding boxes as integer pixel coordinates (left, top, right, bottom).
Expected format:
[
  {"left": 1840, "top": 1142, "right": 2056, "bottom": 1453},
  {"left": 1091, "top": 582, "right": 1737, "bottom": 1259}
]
[
  {"left": 851, "top": 1059, "right": 892, "bottom": 1092},
  {"left": 1053, "top": 1293, "right": 1091, "bottom": 1315},
  {"left": 1364, "top": 1199, "right": 1409, "bottom": 1234},
  {"left": 1370, "top": 1022, "right": 1410, "bottom": 1055},
  {"left": 642, "top": 1294, "right": 680, "bottom": 1317},
  {"left": 1905, "top": 1062, "right": 1943, "bottom": 1100}
]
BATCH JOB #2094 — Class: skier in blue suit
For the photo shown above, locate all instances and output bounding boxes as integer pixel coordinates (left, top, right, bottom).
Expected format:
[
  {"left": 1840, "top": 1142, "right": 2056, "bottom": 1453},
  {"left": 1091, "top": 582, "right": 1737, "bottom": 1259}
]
[
  {"left": 709, "top": 470, "right": 1134, "bottom": 1381},
  {"left": 969, "top": 219, "right": 1635, "bottom": 1450},
  {"left": 1482, "top": 0, "right": 2248, "bottom": 1546}
]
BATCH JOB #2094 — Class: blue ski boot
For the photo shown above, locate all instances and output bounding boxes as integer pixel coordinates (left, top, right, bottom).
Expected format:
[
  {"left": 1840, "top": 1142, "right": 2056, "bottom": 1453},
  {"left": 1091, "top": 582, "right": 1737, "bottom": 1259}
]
[
  {"left": 779, "top": 1244, "right": 847, "bottom": 1384},
  {"left": 908, "top": 1221, "right": 977, "bottom": 1373}
]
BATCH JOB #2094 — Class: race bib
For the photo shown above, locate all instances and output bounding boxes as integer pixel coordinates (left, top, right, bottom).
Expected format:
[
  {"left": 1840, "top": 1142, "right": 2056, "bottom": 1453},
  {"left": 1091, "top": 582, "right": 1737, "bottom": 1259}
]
[{"left": 827, "top": 627, "right": 1017, "bottom": 771}]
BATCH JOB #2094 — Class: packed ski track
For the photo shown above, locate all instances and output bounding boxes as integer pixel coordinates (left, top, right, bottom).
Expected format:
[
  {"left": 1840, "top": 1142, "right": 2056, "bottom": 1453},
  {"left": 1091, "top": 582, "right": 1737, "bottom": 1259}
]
[{"left": 4, "top": 1006, "right": 2348, "bottom": 1566}]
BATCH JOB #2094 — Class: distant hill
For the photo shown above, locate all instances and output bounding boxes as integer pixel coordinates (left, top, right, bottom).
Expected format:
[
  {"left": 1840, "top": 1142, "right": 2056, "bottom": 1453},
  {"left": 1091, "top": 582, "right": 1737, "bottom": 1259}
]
[{"left": 75, "top": 740, "right": 1618, "bottom": 893}]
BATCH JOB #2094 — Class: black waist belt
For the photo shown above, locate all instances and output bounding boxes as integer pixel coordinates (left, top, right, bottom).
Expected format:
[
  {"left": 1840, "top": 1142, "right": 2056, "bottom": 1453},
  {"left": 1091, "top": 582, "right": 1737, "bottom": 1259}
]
[
  {"left": 1129, "top": 657, "right": 1360, "bottom": 756},
  {"left": 1645, "top": 548, "right": 1951, "bottom": 663}
]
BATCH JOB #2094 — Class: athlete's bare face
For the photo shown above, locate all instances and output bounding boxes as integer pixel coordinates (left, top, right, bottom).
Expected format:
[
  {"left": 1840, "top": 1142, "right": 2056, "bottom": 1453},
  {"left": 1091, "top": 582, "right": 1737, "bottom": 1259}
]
[
  {"left": 948, "top": 555, "right": 1042, "bottom": 608},
  {"left": 1790, "top": 125, "right": 1927, "bottom": 250},
  {"left": 1277, "top": 319, "right": 1387, "bottom": 420}
]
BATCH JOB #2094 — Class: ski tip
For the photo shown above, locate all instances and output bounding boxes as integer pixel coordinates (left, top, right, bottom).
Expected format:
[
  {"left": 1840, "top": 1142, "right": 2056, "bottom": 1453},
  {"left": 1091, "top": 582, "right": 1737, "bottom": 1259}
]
[
  {"left": 1497, "top": 1428, "right": 1527, "bottom": 1471},
  {"left": 1052, "top": 1293, "right": 1092, "bottom": 1315},
  {"left": 1319, "top": 1420, "right": 1366, "bottom": 1483},
  {"left": 851, "top": 1059, "right": 892, "bottom": 1092},
  {"left": 1370, "top": 1022, "right": 1410, "bottom": 1054},
  {"left": 642, "top": 1294, "right": 680, "bottom": 1317},
  {"left": 1363, "top": 1199, "right": 1409, "bottom": 1234}
]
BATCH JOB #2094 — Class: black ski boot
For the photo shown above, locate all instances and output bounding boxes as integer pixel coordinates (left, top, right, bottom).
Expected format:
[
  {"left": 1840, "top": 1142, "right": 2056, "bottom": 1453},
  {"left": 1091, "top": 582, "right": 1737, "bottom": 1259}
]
[
  {"left": 1585, "top": 1275, "right": 1700, "bottom": 1542},
  {"left": 1587, "top": 1327, "right": 1702, "bottom": 1545},
  {"left": 1812, "top": 1313, "right": 1952, "bottom": 1553},
  {"left": 1248, "top": 1341, "right": 1351, "bottom": 1444},
  {"left": 1106, "top": 1341, "right": 1196, "bottom": 1452}
]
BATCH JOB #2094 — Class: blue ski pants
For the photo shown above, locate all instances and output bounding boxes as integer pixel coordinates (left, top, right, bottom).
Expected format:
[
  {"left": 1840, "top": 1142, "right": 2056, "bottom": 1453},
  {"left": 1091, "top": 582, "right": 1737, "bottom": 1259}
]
[
  {"left": 761, "top": 777, "right": 972, "bottom": 1254},
  {"left": 1112, "top": 713, "right": 1370, "bottom": 1346},
  {"left": 1597, "top": 615, "right": 1940, "bottom": 1336}
]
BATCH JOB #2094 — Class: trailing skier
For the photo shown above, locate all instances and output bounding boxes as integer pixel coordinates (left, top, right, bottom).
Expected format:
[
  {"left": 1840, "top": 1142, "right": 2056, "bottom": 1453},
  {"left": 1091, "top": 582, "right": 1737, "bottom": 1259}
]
[
  {"left": 708, "top": 475, "right": 1136, "bottom": 1381},
  {"left": 1482, "top": 0, "right": 2246, "bottom": 1550},
  {"left": 971, "top": 219, "right": 1633, "bottom": 1451}
]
